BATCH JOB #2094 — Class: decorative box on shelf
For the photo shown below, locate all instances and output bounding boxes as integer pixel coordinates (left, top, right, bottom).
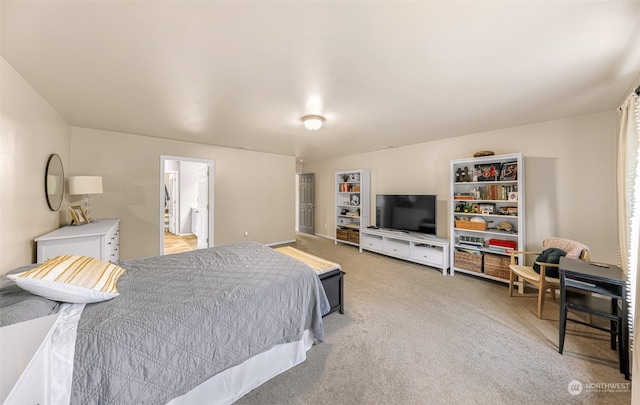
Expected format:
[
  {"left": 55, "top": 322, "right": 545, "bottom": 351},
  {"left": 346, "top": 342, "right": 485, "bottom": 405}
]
[
  {"left": 454, "top": 219, "right": 488, "bottom": 231},
  {"left": 338, "top": 217, "right": 352, "bottom": 225}
]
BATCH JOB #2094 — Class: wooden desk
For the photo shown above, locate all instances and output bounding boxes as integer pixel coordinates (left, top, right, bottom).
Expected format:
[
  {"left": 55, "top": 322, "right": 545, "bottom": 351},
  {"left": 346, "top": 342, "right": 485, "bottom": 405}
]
[{"left": 558, "top": 257, "right": 629, "bottom": 380}]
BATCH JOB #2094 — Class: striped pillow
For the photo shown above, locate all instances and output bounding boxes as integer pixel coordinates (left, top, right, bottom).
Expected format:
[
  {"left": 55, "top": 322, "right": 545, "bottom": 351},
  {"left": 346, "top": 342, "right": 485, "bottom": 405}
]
[{"left": 8, "top": 255, "right": 125, "bottom": 304}]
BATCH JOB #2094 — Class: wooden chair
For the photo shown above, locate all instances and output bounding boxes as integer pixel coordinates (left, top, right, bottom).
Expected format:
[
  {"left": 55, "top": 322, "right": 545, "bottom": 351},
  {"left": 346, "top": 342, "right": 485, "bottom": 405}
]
[{"left": 508, "top": 237, "right": 590, "bottom": 319}]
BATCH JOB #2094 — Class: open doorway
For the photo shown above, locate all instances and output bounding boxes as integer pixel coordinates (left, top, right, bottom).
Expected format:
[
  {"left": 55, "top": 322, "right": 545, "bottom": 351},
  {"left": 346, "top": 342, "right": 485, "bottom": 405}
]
[{"left": 159, "top": 156, "right": 215, "bottom": 255}]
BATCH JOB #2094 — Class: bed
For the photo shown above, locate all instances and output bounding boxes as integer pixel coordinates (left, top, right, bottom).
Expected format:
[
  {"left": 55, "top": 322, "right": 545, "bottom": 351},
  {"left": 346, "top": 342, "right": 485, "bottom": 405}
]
[{"left": 0, "top": 241, "right": 330, "bottom": 405}]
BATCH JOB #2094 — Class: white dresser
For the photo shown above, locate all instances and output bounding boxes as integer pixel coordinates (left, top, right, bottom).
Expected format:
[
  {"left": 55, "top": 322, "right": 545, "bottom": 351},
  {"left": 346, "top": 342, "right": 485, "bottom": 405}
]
[{"left": 34, "top": 219, "right": 120, "bottom": 263}]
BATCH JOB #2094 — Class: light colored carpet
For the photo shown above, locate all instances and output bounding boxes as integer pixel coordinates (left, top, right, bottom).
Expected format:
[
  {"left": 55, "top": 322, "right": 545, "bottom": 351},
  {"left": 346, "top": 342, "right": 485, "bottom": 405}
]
[{"left": 235, "top": 233, "right": 631, "bottom": 405}]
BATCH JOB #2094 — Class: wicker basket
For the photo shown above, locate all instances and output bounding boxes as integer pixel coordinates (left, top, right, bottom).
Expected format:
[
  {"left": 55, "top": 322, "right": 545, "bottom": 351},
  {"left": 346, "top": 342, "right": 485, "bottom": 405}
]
[
  {"left": 454, "top": 249, "right": 483, "bottom": 273},
  {"left": 455, "top": 220, "right": 488, "bottom": 231},
  {"left": 347, "top": 229, "right": 360, "bottom": 244},
  {"left": 484, "top": 253, "right": 511, "bottom": 279},
  {"left": 336, "top": 228, "right": 348, "bottom": 241}
]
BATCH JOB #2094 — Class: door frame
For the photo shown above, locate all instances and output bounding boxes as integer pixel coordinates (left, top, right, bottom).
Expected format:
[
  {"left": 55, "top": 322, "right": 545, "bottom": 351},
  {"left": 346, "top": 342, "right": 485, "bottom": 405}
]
[{"left": 159, "top": 155, "right": 215, "bottom": 255}]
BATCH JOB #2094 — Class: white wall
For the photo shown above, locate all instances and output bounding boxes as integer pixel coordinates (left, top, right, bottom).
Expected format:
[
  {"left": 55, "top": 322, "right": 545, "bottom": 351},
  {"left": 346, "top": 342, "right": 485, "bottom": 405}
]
[
  {"left": 70, "top": 127, "right": 296, "bottom": 260},
  {"left": 0, "top": 58, "right": 71, "bottom": 274},
  {"left": 303, "top": 111, "right": 618, "bottom": 264}
]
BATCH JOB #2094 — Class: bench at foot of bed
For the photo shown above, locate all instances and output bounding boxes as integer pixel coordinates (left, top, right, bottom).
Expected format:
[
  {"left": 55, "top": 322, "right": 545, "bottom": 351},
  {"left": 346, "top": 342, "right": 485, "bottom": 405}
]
[
  {"left": 274, "top": 246, "right": 344, "bottom": 316},
  {"left": 318, "top": 269, "right": 344, "bottom": 315}
]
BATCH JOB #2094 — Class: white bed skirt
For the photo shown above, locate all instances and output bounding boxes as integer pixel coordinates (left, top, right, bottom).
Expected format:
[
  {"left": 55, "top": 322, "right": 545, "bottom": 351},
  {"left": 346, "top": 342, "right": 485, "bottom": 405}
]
[
  {"left": 168, "top": 329, "right": 316, "bottom": 405},
  {"left": 2, "top": 301, "right": 315, "bottom": 405}
]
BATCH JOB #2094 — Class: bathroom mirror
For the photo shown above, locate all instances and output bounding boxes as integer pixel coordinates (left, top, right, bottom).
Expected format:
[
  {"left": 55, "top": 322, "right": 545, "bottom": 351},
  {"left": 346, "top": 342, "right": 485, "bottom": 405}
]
[{"left": 45, "top": 153, "right": 64, "bottom": 211}]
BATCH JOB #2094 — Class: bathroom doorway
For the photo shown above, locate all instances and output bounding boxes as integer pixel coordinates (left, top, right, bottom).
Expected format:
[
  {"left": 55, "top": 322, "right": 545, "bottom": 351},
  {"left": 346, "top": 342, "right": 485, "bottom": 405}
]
[{"left": 160, "top": 156, "right": 215, "bottom": 255}]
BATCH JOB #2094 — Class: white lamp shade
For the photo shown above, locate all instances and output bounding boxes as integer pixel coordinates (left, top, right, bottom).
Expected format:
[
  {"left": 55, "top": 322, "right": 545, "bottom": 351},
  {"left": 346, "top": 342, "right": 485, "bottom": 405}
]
[
  {"left": 302, "top": 115, "right": 324, "bottom": 130},
  {"left": 68, "top": 176, "right": 103, "bottom": 195}
]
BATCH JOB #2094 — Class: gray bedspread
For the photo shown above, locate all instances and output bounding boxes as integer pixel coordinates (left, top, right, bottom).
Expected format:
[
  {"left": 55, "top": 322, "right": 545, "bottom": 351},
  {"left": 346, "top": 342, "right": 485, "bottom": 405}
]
[
  {"left": 0, "top": 265, "right": 59, "bottom": 327},
  {"left": 70, "top": 242, "right": 329, "bottom": 405}
]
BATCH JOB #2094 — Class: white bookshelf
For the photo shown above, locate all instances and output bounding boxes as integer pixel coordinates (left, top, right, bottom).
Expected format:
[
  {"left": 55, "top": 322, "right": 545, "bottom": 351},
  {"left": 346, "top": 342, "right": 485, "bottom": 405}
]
[
  {"left": 335, "top": 170, "right": 370, "bottom": 247},
  {"left": 449, "top": 153, "right": 524, "bottom": 282}
]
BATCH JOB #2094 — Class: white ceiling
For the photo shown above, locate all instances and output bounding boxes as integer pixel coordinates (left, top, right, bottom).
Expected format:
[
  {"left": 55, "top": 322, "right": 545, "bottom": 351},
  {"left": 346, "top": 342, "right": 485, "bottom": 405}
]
[{"left": 2, "top": 1, "right": 640, "bottom": 163}]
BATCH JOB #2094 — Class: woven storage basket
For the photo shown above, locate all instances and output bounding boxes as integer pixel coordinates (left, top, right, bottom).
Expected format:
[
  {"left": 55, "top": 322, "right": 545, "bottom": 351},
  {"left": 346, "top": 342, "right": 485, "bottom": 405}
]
[
  {"left": 336, "top": 228, "right": 348, "bottom": 241},
  {"left": 454, "top": 249, "right": 483, "bottom": 273},
  {"left": 455, "top": 220, "right": 488, "bottom": 231},
  {"left": 347, "top": 229, "right": 360, "bottom": 244},
  {"left": 483, "top": 253, "right": 511, "bottom": 279}
]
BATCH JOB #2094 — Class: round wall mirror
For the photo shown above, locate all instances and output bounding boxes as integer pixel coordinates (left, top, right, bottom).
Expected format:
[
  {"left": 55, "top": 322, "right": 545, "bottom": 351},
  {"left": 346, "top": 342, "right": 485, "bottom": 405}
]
[{"left": 45, "top": 154, "right": 64, "bottom": 211}]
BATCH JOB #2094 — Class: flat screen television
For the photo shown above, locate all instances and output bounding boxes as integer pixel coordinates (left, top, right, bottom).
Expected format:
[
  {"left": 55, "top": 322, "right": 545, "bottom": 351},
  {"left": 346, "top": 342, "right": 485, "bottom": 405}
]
[{"left": 376, "top": 194, "right": 437, "bottom": 235}]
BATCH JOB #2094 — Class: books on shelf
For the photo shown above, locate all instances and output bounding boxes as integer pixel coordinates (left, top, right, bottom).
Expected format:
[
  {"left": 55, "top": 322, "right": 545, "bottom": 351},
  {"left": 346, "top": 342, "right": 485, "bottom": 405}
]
[
  {"left": 487, "top": 239, "right": 516, "bottom": 254},
  {"left": 459, "top": 241, "right": 484, "bottom": 248},
  {"left": 471, "top": 184, "right": 518, "bottom": 200},
  {"left": 454, "top": 192, "right": 474, "bottom": 200},
  {"left": 487, "top": 246, "right": 513, "bottom": 254}
]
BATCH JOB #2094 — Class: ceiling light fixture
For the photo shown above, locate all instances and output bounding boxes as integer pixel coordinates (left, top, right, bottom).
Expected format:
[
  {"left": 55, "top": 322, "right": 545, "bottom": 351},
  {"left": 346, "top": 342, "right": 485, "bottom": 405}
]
[{"left": 302, "top": 115, "right": 324, "bottom": 130}]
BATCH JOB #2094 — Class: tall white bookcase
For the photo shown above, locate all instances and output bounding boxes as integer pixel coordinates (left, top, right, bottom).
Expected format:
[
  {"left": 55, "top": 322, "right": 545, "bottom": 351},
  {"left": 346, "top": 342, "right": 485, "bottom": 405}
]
[
  {"left": 449, "top": 153, "right": 524, "bottom": 282},
  {"left": 335, "top": 170, "right": 370, "bottom": 246}
]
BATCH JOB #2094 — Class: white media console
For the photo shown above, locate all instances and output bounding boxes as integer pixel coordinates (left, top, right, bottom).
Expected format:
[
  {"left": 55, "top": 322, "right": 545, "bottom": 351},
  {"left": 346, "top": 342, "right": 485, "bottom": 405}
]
[{"left": 359, "top": 228, "right": 450, "bottom": 275}]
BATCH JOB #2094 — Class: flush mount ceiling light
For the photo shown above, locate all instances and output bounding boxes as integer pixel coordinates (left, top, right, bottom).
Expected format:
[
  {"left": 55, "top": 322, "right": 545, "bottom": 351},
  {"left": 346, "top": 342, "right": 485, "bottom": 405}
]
[{"left": 301, "top": 115, "right": 324, "bottom": 130}]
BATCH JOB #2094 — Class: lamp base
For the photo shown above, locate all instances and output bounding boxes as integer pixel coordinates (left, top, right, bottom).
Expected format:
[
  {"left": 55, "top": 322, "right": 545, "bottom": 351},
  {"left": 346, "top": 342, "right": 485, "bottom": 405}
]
[{"left": 83, "top": 194, "right": 95, "bottom": 223}]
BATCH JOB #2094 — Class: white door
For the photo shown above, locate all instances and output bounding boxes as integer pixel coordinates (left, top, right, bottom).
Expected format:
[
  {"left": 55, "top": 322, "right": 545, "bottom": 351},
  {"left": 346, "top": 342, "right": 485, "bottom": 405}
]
[
  {"left": 168, "top": 172, "right": 178, "bottom": 234},
  {"left": 197, "top": 165, "right": 209, "bottom": 249}
]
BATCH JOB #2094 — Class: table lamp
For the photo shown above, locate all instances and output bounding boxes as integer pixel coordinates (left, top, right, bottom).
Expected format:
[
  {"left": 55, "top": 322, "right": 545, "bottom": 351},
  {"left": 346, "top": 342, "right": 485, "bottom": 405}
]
[{"left": 68, "top": 176, "right": 103, "bottom": 222}]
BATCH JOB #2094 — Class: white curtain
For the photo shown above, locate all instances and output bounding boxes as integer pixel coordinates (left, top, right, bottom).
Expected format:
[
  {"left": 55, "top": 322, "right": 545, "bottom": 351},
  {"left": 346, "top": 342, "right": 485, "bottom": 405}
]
[{"left": 617, "top": 91, "right": 639, "bottom": 351}]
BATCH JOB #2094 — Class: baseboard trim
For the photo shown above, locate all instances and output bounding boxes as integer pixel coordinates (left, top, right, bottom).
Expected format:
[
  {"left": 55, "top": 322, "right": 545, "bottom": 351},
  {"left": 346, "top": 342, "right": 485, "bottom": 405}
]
[{"left": 265, "top": 239, "right": 296, "bottom": 247}]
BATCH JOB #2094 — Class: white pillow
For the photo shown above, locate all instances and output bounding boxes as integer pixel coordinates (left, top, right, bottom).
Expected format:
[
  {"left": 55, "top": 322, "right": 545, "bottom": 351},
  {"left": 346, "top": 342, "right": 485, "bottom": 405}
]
[{"left": 8, "top": 255, "right": 125, "bottom": 304}]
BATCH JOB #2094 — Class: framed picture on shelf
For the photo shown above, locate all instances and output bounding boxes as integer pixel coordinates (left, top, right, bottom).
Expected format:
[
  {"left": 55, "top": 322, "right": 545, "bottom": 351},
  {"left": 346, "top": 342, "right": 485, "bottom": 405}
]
[
  {"left": 475, "top": 163, "right": 499, "bottom": 181},
  {"left": 69, "top": 205, "right": 89, "bottom": 225},
  {"left": 350, "top": 194, "right": 360, "bottom": 206},
  {"left": 499, "top": 161, "right": 518, "bottom": 181},
  {"left": 478, "top": 203, "right": 495, "bottom": 214}
]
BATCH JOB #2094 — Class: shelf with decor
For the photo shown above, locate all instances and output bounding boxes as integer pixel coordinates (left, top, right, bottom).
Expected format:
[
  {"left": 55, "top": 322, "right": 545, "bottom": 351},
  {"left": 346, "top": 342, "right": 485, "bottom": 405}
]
[
  {"left": 449, "top": 153, "right": 524, "bottom": 282},
  {"left": 335, "top": 170, "right": 370, "bottom": 247}
]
